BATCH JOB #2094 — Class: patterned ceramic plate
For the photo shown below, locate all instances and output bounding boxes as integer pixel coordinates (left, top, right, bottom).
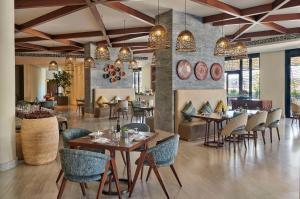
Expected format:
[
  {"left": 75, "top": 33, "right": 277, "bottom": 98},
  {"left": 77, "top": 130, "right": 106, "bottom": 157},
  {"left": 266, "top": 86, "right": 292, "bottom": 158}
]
[
  {"left": 177, "top": 60, "right": 192, "bottom": 80},
  {"left": 194, "top": 61, "right": 208, "bottom": 80},
  {"left": 210, "top": 63, "right": 223, "bottom": 81}
]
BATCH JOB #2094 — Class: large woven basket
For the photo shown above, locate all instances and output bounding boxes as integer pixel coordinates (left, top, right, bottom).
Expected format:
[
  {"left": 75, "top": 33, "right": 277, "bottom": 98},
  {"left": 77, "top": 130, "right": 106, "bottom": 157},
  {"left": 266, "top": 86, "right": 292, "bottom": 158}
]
[{"left": 21, "top": 116, "right": 59, "bottom": 165}]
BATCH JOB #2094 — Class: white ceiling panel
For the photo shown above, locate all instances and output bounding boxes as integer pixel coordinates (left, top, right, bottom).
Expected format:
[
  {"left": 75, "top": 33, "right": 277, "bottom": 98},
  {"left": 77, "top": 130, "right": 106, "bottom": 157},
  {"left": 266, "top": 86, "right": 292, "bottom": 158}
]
[
  {"left": 73, "top": 36, "right": 104, "bottom": 43},
  {"left": 276, "top": 20, "right": 300, "bottom": 28},
  {"left": 15, "top": 32, "right": 33, "bottom": 38},
  {"left": 97, "top": 4, "right": 150, "bottom": 29},
  {"left": 221, "top": 0, "right": 273, "bottom": 9},
  {"left": 273, "top": 6, "right": 300, "bottom": 15},
  {"left": 124, "top": 0, "right": 220, "bottom": 18},
  {"left": 34, "top": 8, "right": 100, "bottom": 34},
  {"left": 15, "top": 7, "right": 62, "bottom": 24},
  {"left": 246, "top": 24, "right": 270, "bottom": 32},
  {"left": 29, "top": 40, "right": 68, "bottom": 47}
]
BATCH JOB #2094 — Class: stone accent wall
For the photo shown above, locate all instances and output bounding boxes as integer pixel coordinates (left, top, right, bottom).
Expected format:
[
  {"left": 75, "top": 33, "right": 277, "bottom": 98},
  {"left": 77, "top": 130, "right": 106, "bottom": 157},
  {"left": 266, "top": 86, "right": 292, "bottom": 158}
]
[
  {"left": 84, "top": 43, "right": 133, "bottom": 112},
  {"left": 155, "top": 10, "right": 224, "bottom": 132}
]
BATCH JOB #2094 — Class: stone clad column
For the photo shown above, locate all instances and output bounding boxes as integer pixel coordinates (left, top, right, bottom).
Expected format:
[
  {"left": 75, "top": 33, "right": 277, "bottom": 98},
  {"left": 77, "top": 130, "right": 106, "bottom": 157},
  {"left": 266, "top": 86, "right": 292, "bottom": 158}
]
[{"left": 0, "top": 0, "right": 17, "bottom": 170}]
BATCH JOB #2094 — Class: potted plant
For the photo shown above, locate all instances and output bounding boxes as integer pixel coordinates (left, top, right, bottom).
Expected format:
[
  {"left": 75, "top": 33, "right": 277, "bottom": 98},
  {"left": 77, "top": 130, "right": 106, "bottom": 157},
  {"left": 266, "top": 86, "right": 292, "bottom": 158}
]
[{"left": 52, "top": 71, "right": 72, "bottom": 105}]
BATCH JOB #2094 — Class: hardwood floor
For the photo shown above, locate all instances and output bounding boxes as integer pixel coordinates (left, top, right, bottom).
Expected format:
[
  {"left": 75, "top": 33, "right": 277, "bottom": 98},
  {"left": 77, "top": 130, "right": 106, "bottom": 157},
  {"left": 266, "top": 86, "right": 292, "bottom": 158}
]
[{"left": 0, "top": 107, "right": 299, "bottom": 199}]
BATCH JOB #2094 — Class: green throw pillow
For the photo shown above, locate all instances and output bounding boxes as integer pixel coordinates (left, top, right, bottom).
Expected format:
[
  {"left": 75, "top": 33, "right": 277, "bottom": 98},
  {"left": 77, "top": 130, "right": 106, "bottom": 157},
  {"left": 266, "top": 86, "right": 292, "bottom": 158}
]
[
  {"left": 198, "top": 101, "right": 213, "bottom": 114},
  {"left": 181, "top": 101, "right": 196, "bottom": 122}
]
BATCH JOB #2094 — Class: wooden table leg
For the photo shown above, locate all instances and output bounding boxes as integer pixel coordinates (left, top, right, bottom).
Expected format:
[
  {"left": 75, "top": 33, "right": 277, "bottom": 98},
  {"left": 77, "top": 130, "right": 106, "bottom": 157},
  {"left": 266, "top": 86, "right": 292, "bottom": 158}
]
[
  {"left": 110, "top": 150, "right": 121, "bottom": 199},
  {"left": 129, "top": 150, "right": 147, "bottom": 198},
  {"left": 126, "top": 152, "right": 132, "bottom": 191},
  {"left": 109, "top": 105, "right": 113, "bottom": 119}
]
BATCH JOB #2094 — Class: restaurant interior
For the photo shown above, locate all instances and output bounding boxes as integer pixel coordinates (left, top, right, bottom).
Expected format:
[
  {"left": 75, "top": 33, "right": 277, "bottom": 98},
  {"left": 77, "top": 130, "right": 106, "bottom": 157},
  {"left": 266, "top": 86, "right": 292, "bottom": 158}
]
[{"left": 1, "top": 0, "right": 300, "bottom": 198}]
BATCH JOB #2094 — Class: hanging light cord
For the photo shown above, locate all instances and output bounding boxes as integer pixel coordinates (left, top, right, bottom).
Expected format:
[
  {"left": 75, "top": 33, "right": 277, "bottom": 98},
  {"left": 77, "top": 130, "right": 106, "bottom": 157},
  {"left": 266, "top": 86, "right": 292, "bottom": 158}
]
[
  {"left": 123, "top": 19, "right": 125, "bottom": 48},
  {"left": 185, "top": 0, "right": 187, "bottom": 31},
  {"left": 157, "top": 0, "right": 160, "bottom": 24}
]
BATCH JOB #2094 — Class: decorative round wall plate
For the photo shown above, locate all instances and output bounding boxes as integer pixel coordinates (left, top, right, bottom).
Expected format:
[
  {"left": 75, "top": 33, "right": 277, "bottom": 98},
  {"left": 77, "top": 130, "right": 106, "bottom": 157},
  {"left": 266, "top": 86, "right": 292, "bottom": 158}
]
[
  {"left": 210, "top": 63, "right": 223, "bottom": 81},
  {"left": 176, "top": 60, "right": 192, "bottom": 80},
  {"left": 194, "top": 61, "right": 208, "bottom": 80}
]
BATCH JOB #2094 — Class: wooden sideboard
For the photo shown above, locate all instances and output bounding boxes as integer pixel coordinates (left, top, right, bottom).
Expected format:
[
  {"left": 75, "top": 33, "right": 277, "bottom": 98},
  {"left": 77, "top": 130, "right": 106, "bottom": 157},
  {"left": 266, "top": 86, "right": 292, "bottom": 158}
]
[{"left": 231, "top": 99, "right": 272, "bottom": 111}]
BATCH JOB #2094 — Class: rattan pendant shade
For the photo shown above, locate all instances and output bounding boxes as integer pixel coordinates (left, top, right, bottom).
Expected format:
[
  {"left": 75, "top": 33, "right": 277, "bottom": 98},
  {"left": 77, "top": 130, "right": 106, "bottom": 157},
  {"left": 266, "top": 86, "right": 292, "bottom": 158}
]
[{"left": 96, "top": 45, "right": 110, "bottom": 60}]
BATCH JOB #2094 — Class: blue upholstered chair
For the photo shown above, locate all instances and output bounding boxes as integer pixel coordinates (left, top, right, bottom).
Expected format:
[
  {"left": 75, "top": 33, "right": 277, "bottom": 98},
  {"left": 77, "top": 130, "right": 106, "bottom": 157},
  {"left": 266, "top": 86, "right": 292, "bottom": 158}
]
[
  {"left": 56, "top": 128, "right": 104, "bottom": 183},
  {"left": 133, "top": 134, "right": 181, "bottom": 199},
  {"left": 122, "top": 123, "right": 150, "bottom": 132},
  {"left": 57, "top": 148, "right": 111, "bottom": 199}
]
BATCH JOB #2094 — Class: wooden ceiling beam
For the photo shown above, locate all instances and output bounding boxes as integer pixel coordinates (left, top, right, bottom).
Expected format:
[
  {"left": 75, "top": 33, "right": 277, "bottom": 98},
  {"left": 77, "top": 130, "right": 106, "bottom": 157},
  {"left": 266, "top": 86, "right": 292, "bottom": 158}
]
[
  {"left": 112, "top": 42, "right": 148, "bottom": 47},
  {"left": 18, "top": 5, "right": 87, "bottom": 31},
  {"left": 16, "top": 43, "right": 48, "bottom": 51},
  {"left": 107, "top": 26, "right": 152, "bottom": 35},
  {"left": 15, "top": 27, "right": 152, "bottom": 43},
  {"left": 227, "top": 27, "right": 300, "bottom": 40},
  {"left": 263, "top": 22, "right": 288, "bottom": 34},
  {"left": 133, "top": 49, "right": 154, "bottom": 54},
  {"left": 47, "top": 46, "right": 82, "bottom": 51},
  {"left": 85, "top": 0, "right": 111, "bottom": 46},
  {"left": 103, "top": 2, "right": 155, "bottom": 25},
  {"left": 96, "top": 32, "right": 148, "bottom": 45},
  {"left": 203, "top": 0, "right": 298, "bottom": 23},
  {"left": 230, "top": 0, "right": 292, "bottom": 40},
  {"left": 213, "top": 13, "right": 300, "bottom": 26},
  {"left": 15, "top": 0, "right": 86, "bottom": 9}
]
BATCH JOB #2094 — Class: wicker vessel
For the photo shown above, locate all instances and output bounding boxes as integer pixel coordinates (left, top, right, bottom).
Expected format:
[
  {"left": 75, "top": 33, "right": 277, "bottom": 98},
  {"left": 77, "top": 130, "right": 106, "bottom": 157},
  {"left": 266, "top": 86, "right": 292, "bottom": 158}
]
[{"left": 21, "top": 116, "right": 59, "bottom": 165}]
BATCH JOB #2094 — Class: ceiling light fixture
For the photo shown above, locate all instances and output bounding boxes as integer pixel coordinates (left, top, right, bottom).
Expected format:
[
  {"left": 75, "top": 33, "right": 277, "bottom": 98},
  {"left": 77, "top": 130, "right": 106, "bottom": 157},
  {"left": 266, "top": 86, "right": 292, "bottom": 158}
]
[
  {"left": 176, "top": 0, "right": 196, "bottom": 52},
  {"left": 84, "top": 56, "right": 95, "bottom": 68},
  {"left": 49, "top": 60, "right": 58, "bottom": 71},
  {"left": 118, "top": 20, "right": 132, "bottom": 62},
  {"left": 148, "top": 0, "right": 170, "bottom": 49},
  {"left": 96, "top": 44, "right": 110, "bottom": 60},
  {"left": 214, "top": 25, "right": 230, "bottom": 56}
]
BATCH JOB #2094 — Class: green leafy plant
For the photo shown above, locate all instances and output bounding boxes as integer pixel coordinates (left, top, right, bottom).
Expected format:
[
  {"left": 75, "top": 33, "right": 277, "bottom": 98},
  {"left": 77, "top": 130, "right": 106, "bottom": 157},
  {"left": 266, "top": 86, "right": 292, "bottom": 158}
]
[{"left": 52, "top": 71, "right": 72, "bottom": 96}]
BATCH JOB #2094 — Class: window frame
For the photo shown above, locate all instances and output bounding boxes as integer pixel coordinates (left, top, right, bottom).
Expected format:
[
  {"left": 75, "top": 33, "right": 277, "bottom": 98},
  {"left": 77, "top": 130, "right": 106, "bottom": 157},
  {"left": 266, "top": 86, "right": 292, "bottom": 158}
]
[{"left": 224, "top": 53, "right": 260, "bottom": 99}]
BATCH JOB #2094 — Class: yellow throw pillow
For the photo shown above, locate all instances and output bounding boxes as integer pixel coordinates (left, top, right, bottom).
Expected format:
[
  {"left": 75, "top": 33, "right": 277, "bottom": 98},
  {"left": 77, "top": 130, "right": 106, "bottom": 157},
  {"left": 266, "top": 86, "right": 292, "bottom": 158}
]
[
  {"left": 96, "top": 96, "right": 109, "bottom": 108},
  {"left": 214, "top": 100, "right": 227, "bottom": 113},
  {"left": 126, "top": 96, "right": 134, "bottom": 102}
]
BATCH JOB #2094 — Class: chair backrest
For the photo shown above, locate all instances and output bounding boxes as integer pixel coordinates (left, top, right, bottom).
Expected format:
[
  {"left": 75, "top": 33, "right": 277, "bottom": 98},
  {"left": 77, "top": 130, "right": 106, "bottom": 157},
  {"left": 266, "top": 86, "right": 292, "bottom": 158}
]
[
  {"left": 148, "top": 134, "right": 180, "bottom": 165},
  {"left": 117, "top": 100, "right": 128, "bottom": 109},
  {"left": 62, "top": 128, "right": 92, "bottom": 148},
  {"left": 59, "top": 148, "right": 110, "bottom": 178},
  {"left": 245, "top": 111, "right": 268, "bottom": 131},
  {"left": 221, "top": 113, "right": 248, "bottom": 136},
  {"left": 291, "top": 102, "right": 300, "bottom": 114},
  {"left": 122, "top": 123, "right": 150, "bottom": 132},
  {"left": 131, "top": 101, "right": 142, "bottom": 113},
  {"left": 266, "top": 108, "right": 282, "bottom": 127}
]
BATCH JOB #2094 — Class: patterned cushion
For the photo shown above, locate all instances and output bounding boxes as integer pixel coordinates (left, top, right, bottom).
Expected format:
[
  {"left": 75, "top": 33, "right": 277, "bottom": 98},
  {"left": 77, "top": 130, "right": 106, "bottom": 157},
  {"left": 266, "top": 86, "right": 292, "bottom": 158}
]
[
  {"left": 198, "top": 101, "right": 213, "bottom": 114},
  {"left": 96, "top": 96, "right": 109, "bottom": 108},
  {"left": 126, "top": 96, "right": 134, "bottom": 102},
  {"left": 181, "top": 101, "right": 196, "bottom": 122},
  {"left": 214, "top": 100, "right": 227, "bottom": 113}
]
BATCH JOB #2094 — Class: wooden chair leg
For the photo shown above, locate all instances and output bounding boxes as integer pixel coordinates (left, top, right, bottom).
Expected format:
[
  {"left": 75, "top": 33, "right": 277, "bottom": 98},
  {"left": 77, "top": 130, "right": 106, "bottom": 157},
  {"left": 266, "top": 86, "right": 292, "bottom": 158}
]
[
  {"left": 148, "top": 156, "right": 170, "bottom": 199},
  {"left": 121, "top": 151, "right": 126, "bottom": 165},
  {"left": 84, "top": 183, "right": 88, "bottom": 189},
  {"left": 96, "top": 162, "right": 110, "bottom": 199},
  {"left": 146, "top": 167, "right": 152, "bottom": 182},
  {"left": 254, "top": 131, "right": 257, "bottom": 148},
  {"left": 270, "top": 128, "right": 273, "bottom": 143},
  {"left": 140, "top": 166, "right": 144, "bottom": 180},
  {"left": 262, "top": 130, "right": 266, "bottom": 144},
  {"left": 56, "top": 169, "right": 63, "bottom": 184},
  {"left": 276, "top": 127, "right": 280, "bottom": 141},
  {"left": 170, "top": 165, "right": 182, "bottom": 187},
  {"left": 57, "top": 177, "right": 67, "bottom": 199},
  {"left": 79, "top": 183, "right": 86, "bottom": 196},
  {"left": 111, "top": 159, "right": 122, "bottom": 199},
  {"left": 243, "top": 135, "right": 247, "bottom": 150},
  {"left": 233, "top": 135, "right": 236, "bottom": 153},
  {"left": 108, "top": 175, "right": 112, "bottom": 193}
]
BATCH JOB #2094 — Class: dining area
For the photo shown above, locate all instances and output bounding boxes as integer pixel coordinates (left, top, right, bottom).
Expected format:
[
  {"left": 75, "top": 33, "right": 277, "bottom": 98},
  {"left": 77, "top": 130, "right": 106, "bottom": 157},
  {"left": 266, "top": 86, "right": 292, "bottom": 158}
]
[{"left": 55, "top": 122, "right": 180, "bottom": 199}]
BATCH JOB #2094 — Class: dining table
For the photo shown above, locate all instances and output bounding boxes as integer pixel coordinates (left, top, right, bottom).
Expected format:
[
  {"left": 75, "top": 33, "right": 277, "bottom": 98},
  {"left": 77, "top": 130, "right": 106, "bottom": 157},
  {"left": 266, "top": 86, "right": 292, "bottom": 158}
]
[
  {"left": 192, "top": 110, "right": 258, "bottom": 147},
  {"left": 68, "top": 129, "right": 158, "bottom": 196}
]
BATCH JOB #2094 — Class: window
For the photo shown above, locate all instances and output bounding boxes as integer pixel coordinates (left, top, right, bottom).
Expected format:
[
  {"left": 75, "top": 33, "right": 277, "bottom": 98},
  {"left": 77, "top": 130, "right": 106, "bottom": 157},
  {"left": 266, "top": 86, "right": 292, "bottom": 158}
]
[
  {"left": 133, "top": 69, "right": 142, "bottom": 93},
  {"left": 224, "top": 54, "right": 260, "bottom": 100}
]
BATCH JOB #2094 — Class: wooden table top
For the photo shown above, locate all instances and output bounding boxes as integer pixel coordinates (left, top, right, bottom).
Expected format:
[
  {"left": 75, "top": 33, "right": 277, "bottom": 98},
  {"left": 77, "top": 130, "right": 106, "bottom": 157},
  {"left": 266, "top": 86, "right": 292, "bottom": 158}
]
[
  {"left": 192, "top": 110, "right": 258, "bottom": 121},
  {"left": 69, "top": 130, "right": 158, "bottom": 152}
]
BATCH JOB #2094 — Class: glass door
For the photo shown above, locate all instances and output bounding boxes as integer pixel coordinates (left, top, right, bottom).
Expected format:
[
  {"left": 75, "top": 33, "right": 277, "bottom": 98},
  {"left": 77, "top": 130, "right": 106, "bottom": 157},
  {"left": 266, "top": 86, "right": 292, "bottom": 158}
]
[
  {"left": 226, "top": 73, "right": 240, "bottom": 106},
  {"left": 285, "top": 48, "right": 300, "bottom": 117}
]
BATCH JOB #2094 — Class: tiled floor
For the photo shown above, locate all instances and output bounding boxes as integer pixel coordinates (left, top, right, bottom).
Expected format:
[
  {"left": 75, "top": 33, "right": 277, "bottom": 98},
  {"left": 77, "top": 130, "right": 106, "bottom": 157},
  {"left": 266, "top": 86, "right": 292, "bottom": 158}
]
[{"left": 0, "top": 107, "right": 299, "bottom": 199}]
